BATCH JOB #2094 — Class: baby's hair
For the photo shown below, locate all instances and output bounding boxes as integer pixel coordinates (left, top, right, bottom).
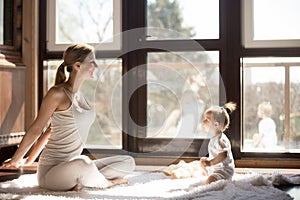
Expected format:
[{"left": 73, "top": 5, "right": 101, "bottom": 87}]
[{"left": 205, "top": 101, "right": 236, "bottom": 132}]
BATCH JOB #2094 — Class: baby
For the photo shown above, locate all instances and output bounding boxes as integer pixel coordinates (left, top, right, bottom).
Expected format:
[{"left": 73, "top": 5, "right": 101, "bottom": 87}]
[{"left": 199, "top": 102, "right": 236, "bottom": 184}]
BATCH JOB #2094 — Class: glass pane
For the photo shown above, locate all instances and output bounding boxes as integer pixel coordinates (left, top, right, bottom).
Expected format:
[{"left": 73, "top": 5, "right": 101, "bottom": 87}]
[
  {"left": 44, "top": 59, "right": 122, "bottom": 149},
  {"left": 0, "top": 0, "right": 3, "bottom": 44},
  {"left": 253, "top": 0, "right": 300, "bottom": 40},
  {"left": 290, "top": 66, "right": 300, "bottom": 150},
  {"left": 243, "top": 57, "right": 300, "bottom": 153},
  {"left": 56, "top": 0, "right": 114, "bottom": 44},
  {"left": 147, "top": 0, "right": 219, "bottom": 40},
  {"left": 147, "top": 51, "right": 219, "bottom": 138}
]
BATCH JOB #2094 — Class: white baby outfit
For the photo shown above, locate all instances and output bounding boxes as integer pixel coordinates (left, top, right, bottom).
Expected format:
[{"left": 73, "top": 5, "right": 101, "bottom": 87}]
[{"left": 207, "top": 132, "right": 234, "bottom": 181}]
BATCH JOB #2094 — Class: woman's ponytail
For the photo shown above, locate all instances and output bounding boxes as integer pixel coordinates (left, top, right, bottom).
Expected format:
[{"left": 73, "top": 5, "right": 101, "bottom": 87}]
[{"left": 54, "top": 62, "right": 66, "bottom": 85}]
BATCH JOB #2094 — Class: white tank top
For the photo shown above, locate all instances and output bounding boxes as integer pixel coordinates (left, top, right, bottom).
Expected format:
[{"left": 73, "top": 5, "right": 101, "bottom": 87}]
[{"left": 39, "top": 89, "right": 95, "bottom": 166}]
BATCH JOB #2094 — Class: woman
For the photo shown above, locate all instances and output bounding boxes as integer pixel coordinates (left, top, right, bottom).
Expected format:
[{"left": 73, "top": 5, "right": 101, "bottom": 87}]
[{"left": 2, "top": 43, "right": 135, "bottom": 191}]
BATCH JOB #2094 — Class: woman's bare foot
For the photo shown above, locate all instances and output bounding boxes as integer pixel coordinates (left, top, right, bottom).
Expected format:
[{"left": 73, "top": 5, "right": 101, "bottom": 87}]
[
  {"left": 71, "top": 184, "right": 81, "bottom": 191},
  {"left": 108, "top": 178, "right": 128, "bottom": 188}
]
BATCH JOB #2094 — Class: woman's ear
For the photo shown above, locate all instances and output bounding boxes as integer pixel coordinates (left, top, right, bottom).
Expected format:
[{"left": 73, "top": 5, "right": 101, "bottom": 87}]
[{"left": 73, "top": 62, "right": 81, "bottom": 71}]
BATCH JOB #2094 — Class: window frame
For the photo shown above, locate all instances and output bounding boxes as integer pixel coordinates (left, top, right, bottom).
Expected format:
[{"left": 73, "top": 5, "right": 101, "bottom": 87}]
[
  {"left": 46, "top": 0, "right": 122, "bottom": 52},
  {"left": 39, "top": 0, "right": 300, "bottom": 167},
  {"left": 240, "top": 0, "right": 300, "bottom": 165},
  {"left": 241, "top": 59, "right": 300, "bottom": 153},
  {"left": 0, "top": 0, "right": 22, "bottom": 65},
  {"left": 120, "top": 0, "right": 227, "bottom": 158},
  {"left": 242, "top": 0, "right": 300, "bottom": 48}
]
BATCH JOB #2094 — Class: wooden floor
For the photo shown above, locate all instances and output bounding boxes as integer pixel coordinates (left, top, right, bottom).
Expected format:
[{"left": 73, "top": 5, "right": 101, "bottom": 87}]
[{"left": 0, "top": 165, "right": 299, "bottom": 199}]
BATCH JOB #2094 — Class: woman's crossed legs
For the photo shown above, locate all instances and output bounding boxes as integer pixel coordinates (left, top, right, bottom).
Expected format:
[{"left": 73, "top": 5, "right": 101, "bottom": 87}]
[{"left": 38, "top": 155, "right": 135, "bottom": 191}]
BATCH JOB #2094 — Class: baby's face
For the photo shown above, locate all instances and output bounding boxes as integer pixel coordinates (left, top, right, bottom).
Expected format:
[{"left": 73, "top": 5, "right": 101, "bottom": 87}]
[{"left": 202, "top": 113, "right": 213, "bottom": 132}]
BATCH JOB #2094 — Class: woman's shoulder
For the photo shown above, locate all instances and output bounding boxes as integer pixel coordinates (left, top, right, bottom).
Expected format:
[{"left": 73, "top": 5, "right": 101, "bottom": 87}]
[
  {"left": 45, "top": 84, "right": 69, "bottom": 101},
  {"left": 48, "top": 84, "right": 64, "bottom": 94}
]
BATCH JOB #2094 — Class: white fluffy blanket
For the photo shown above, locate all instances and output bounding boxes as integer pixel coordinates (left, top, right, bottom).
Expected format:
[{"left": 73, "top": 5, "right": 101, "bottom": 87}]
[{"left": 0, "top": 172, "right": 298, "bottom": 200}]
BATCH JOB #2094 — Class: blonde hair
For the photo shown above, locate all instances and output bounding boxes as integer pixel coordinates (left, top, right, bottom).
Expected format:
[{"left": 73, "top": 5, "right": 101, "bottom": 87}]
[
  {"left": 258, "top": 101, "right": 273, "bottom": 117},
  {"left": 55, "top": 43, "right": 94, "bottom": 85},
  {"left": 205, "top": 101, "right": 236, "bottom": 132}
]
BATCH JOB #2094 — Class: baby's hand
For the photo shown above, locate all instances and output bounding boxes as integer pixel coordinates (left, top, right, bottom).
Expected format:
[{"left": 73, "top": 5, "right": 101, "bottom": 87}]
[
  {"left": 200, "top": 157, "right": 210, "bottom": 168},
  {"left": 199, "top": 158, "right": 209, "bottom": 176},
  {"left": 201, "top": 167, "right": 208, "bottom": 176}
]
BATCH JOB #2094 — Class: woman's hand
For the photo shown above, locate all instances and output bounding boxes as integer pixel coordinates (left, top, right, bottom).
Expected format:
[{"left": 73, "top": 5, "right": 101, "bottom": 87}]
[
  {"left": 2, "top": 157, "right": 34, "bottom": 168},
  {"left": 1, "top": 158, "right": 23, "bottom": 169}
]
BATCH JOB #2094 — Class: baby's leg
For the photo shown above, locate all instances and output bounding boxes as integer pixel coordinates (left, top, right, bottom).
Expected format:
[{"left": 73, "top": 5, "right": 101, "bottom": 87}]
[
  {"left": 40, "top": 155, "right": 109, "bottom": 191},
  {"left": 93, "top": 155, "right": 135, "bottom": 179},
  {"left": 206, "top": 175, "right": 218, "bottom": 184},
  {"left": 207, "top": 167, "right": 234, "bottom": 184}
]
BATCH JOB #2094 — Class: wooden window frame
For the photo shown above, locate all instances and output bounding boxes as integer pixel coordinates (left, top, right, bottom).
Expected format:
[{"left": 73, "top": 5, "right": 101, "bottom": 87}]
[
  {"left": 242, "top": 0, "right": 300, "bottom": 48},
  {"left": 39, "top": 0, "right": 300, "bottom": 168},
  {"left": 0, "top": 0, "right": 22, "bottom": 65},
  {"left": 45, "top": 0, "right": 122, "bottom": 52}
]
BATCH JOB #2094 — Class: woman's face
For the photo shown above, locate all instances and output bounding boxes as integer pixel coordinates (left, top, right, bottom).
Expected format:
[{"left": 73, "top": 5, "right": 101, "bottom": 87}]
[{"left": 79, "top": 52, "right": 98, "bottom": 79}]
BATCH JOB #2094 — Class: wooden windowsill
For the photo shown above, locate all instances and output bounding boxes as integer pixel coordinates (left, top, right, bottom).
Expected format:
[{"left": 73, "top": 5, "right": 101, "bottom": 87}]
[
  {"left": 84, "top": 149, "right": 300, "bottom": 169},
  {"left": 235, "top": 158, "right": 300, "bottom": 169}
]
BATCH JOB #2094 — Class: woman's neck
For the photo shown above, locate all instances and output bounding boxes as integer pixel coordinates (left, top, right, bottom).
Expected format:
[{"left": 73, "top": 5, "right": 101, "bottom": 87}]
[
  {"left": 65, "top": 71, "right": 86, "bottom": 93},
  {"left": 65, "top": 78, "right": 83, "bottom": 93}
]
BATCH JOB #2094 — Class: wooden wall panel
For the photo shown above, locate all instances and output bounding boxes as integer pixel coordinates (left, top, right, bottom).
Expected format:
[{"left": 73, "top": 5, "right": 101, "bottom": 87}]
[{"left": 0, "top": 66, "right": 25, "bottom": 134}]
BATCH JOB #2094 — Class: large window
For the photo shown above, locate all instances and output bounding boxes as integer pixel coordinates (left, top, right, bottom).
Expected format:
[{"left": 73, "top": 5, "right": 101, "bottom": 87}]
[
  {"left": 41, "top": 0, "right": 300, "bottom": 166},
  {"left": 42, "top": 0, "right": 222, "bottom": 158},
  {"left": 242, "top": 57, "right": 300, "bottom": 153},
  {"left": 241, "top": 0, "right": 300, "bottom": 160}
]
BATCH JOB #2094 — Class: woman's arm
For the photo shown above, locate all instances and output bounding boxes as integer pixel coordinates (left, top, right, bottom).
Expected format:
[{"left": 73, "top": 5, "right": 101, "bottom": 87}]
[
  {"left": 2, "top": 88, "right": 61, "bottom": 168},
  {"left": 23, "top": 125, "right": 51, "bottom": 166}
]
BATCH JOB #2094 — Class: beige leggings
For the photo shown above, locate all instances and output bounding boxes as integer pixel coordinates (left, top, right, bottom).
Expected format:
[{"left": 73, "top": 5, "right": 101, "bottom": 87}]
[{"left": 37, "top": 155, "right": 135, "bottom": 191}]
